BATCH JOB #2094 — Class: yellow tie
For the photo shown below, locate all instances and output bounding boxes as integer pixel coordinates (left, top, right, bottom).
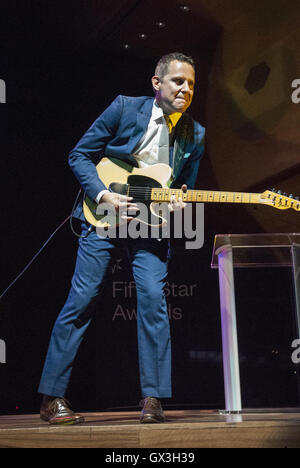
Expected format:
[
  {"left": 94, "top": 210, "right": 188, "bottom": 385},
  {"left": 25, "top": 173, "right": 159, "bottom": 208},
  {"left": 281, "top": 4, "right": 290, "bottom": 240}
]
[{"left": 164, "top": 115, "right": 173, "bottom": 134}]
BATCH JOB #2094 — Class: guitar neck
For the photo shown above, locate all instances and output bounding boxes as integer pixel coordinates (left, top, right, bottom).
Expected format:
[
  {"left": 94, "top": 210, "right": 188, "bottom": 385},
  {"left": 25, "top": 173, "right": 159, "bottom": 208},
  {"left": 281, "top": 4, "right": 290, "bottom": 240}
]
[{"left": 151, "top": 188, "right": 262, "bottom": 205}]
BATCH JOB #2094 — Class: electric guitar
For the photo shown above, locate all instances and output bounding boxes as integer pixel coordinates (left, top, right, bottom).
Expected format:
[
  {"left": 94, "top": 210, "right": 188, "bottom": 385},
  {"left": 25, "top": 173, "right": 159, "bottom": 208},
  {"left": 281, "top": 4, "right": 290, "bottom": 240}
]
[{"left": 83, "top": 157, "right": 300, "bottom": 228}]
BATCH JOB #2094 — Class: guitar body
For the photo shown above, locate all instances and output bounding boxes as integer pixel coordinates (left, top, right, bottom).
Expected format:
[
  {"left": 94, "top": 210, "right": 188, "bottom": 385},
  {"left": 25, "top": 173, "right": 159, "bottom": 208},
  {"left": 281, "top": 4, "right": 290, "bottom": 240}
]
[{"left": 83, "top": 157, "right": 172, "bottom": 228}]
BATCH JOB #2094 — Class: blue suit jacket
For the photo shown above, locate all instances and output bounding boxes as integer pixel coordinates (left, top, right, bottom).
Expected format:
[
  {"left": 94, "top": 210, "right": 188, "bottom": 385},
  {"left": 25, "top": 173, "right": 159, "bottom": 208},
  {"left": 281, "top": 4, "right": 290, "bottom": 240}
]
[{"left": 69, "top": 95, "right": 205, "bottom": 220}]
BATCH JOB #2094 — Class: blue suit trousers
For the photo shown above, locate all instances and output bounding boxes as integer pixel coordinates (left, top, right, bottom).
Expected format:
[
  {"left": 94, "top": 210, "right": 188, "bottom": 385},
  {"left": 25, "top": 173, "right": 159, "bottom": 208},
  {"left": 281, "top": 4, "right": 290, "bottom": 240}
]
[{"left": 38, "top": 223, "right": 171, "bottom": 399}]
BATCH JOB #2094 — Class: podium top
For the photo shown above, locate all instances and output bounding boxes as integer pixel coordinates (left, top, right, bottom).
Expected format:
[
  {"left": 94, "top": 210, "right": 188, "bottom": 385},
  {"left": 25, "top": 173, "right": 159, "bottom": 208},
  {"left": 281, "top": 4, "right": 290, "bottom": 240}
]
[{"left": 211, "top": 233, "right": 300, "bottom": 268}]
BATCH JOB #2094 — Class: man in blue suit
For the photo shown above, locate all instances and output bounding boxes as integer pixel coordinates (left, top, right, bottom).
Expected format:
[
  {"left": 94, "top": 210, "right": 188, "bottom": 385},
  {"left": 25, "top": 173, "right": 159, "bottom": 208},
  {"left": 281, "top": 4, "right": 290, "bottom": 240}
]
[{"left": 39, "top": 52, "right": 205, "bottom": 425}]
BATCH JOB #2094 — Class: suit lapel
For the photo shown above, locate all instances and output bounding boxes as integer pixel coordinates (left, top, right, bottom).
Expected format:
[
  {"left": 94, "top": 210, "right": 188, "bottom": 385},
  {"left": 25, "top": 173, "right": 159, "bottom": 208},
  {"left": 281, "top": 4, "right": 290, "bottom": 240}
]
[{"left": 128, "top": 98, "right": 154, "bottom": 154}]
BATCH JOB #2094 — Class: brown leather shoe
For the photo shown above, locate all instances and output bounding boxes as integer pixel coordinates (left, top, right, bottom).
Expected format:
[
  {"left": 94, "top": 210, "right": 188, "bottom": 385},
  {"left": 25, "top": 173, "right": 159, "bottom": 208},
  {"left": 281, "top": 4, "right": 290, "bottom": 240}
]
[
  {"left": 40, "top": 396, "right": 85, "bottom": 425},
  {"left": 139, "top": 397, "right": 165, "bottom": 424}
]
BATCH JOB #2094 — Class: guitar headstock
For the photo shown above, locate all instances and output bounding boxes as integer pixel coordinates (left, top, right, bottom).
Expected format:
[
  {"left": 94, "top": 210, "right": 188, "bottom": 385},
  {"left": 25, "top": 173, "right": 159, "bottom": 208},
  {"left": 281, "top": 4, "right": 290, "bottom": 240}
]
[{"left": 261, "top": 189, "right": 300, "bottom": 211}]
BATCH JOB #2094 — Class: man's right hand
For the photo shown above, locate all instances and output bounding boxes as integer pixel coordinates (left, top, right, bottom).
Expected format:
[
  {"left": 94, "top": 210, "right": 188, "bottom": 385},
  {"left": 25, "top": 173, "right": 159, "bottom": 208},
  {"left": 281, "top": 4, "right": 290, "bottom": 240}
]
[{"left": 100, "top": 192, "right": 139, "bottom": 222}]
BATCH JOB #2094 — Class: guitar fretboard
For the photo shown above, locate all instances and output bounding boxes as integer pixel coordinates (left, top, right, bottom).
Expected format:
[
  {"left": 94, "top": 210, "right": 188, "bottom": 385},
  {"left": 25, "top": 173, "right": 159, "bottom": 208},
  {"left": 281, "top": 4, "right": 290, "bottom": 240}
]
[{"left": 151, "top": 189, "right": 262, "bottom": 204}]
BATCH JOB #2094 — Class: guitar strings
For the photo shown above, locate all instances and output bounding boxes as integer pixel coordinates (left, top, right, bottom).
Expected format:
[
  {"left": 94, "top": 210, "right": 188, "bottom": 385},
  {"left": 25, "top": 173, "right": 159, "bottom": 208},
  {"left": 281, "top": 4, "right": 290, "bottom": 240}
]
[
  {"left": 128, "top": 187, "right": 184, "bottom": 194},
  {"left": 128, "top": 187, "right": 184, "bottom": 201}
]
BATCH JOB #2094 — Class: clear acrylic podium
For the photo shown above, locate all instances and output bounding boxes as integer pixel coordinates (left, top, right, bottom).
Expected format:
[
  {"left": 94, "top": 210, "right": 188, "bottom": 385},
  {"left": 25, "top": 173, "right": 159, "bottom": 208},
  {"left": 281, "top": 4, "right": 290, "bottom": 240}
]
[{"left": 211, "top": 233, "right": 300, "bottom": 413}]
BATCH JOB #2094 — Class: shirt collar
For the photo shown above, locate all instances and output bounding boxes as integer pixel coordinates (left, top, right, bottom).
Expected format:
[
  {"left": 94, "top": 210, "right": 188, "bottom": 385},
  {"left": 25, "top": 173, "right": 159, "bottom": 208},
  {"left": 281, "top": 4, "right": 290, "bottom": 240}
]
[{"left": 153, "top": 100, "right": 182, "bottom": 127}]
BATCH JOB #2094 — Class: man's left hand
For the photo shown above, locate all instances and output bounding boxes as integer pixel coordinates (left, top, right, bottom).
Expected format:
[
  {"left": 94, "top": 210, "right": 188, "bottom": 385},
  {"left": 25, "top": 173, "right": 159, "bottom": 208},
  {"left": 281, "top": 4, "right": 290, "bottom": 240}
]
[{"left": 168, "top": 184, "right": 187, "bottom": 212}]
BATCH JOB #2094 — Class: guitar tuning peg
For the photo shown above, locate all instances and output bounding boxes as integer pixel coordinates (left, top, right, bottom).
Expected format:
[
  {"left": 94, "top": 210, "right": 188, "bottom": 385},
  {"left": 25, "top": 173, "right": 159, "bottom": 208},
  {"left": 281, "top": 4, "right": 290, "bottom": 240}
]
[
  {"left": 295, "top": 196, "right": 300, "bottom": 201},
  {"left": 289, "top": 194, "right": 294, "bottom": 198},
  {"left": 283, "top": 192, "right": 288, "bottom": 196},
  {"left": 272, "top": 188, "right": 276, "bottom": 192},
  {"left": 277, "top": 190, "right": 282, "bottom": 195}
]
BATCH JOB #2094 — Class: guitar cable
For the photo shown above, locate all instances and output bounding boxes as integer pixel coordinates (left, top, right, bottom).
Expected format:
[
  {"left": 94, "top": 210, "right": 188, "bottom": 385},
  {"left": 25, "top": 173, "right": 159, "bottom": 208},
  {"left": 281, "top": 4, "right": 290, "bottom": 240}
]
[
  {"left": 0, "top": 189, "right": 93, "bottom": 302},
  {"left": 69, "top": 188, "right": 94, "bottom": 239}
]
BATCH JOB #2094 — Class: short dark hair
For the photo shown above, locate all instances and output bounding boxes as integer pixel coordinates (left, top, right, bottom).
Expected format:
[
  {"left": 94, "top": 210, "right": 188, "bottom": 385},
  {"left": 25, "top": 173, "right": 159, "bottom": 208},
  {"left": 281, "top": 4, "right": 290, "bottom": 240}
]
[{"left": 155, "top": 52, "right": 195, "bottom": 79}]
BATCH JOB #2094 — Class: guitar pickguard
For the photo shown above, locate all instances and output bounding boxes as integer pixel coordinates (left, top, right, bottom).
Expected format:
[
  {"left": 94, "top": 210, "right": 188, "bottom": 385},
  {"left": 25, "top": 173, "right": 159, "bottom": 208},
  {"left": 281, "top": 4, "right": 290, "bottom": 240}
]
[{"left": 83, "top": 158, "right": 172, "bottom": 228}]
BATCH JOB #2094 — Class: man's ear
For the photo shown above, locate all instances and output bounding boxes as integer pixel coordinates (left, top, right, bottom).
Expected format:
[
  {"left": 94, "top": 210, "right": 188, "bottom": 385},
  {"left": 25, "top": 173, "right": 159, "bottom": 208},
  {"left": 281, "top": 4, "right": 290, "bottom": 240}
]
[{"left": 151, "top": 75, "right": 161, "bottom": 92}]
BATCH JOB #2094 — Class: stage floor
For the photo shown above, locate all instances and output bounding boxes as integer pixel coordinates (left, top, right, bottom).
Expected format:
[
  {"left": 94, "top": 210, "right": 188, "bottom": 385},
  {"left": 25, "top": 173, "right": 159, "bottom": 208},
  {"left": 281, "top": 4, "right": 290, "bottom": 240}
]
[{"left": 1, "top": 408, "right": 300, "bottom": 448}]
